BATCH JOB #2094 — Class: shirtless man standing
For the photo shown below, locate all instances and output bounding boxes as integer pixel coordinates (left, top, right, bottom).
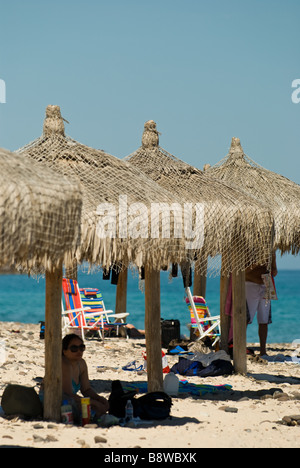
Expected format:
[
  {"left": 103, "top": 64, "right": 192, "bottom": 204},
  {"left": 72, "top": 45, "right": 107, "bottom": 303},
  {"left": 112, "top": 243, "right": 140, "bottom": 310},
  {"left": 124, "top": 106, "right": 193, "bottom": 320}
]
[{"left": 245, "top": 253, "right": 278, "bottom": 356}]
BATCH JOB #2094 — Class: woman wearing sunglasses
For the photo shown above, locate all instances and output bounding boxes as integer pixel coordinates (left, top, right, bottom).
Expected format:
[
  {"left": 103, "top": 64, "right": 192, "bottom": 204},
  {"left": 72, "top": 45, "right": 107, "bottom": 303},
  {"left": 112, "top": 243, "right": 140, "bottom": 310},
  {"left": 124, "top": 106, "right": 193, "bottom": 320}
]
[{"left": 62, "top": 334, "right": 109, "bottom": 422}]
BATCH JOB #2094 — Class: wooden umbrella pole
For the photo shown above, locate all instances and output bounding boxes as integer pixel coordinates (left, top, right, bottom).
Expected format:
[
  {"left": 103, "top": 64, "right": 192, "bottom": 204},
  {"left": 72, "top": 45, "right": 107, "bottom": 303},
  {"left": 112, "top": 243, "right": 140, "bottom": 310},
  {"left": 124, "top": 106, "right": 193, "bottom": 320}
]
[
  {"left": 144, "top": 264, "right": 163, "bottom": 393},
  {"left": 220, "top": 253, "right": 231, "bottom": 353},
  {"left": 44, "top": 262, "right": 63, "bottom": 422},
  {"left": 115, "top": 267, "right": 128, "bottom": 314},
  {"left": 232, "top": 268, "right": 247, "bottom": 374}
]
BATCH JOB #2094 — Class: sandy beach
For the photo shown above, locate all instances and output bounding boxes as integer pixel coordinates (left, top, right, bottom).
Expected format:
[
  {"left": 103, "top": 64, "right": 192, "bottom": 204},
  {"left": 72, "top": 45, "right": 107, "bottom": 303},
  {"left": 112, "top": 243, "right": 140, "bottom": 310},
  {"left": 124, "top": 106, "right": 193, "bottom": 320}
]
[{"left": 0, "top": 321, "right": 300, "bottom": 449}]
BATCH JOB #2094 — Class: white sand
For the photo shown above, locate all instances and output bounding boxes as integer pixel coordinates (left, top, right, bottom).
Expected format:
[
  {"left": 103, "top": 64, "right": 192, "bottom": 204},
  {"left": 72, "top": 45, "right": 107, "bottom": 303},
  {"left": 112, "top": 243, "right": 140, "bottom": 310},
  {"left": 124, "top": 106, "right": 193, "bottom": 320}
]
[{"left": 0, "top": 321, "right": 300, "bottom": 449}]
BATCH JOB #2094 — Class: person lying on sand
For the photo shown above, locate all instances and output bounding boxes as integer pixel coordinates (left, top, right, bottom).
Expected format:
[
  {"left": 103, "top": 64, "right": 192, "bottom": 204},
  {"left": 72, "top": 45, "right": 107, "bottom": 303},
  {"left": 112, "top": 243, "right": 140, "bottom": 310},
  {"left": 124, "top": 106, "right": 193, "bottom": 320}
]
[
  {"left": 124, "top": 324, "right": 145, "bottom": 338},
  {"left": 62, "top": 333, "right": 109, "bottom": 421}
]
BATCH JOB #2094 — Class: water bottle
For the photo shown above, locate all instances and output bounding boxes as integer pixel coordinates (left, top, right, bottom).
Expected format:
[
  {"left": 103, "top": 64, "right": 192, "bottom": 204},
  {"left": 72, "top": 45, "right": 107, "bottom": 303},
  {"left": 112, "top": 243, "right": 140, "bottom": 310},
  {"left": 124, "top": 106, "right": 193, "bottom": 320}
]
[
  {"left": 163, "top": 372, "right": 179, "bottom": 397},
  {"left": 125, "top": 399, "right": 134, "bottom": 421}
]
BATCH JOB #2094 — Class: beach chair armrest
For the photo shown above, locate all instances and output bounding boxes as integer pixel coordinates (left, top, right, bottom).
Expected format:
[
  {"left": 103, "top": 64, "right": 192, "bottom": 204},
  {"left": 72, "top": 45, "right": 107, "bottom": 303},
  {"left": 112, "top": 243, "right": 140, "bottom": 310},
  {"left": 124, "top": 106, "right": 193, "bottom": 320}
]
[
  {"left": 85, "top": 311, "right": 107, "bottom": 318},
  {"left": 62, "top": 306, "right": 92, "bottom": 315},
  {"left": 197, "top": 316, "right": 219, "bottom": 323},
  {"left": 106, "top": 313, "right": 129, "bottom": 319}
]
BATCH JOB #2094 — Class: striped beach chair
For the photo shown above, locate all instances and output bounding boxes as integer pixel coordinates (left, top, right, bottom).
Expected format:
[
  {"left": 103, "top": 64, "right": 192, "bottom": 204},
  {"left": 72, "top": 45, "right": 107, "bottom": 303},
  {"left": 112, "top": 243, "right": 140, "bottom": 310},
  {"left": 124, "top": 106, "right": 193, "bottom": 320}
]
[
  {"left": 185, "top": 287, "right": 220, "bottom": 346},
  {"left": 62, "top": 278, "right": 108, "bottom": 341},
  {"left": 79, "top": 287, "right": 129, "bottom": 338}
]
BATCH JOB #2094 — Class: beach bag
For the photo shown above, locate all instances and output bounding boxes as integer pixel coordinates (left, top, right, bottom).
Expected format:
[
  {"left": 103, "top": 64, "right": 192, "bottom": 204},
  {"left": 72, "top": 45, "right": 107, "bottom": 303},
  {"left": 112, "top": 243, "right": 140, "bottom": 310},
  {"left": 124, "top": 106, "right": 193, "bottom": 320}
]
[
  {"left": 109, "top": 380, "right": 172, "bottom": 420},
  {"left": 134, "top": 392, "right": 172, "bottom": 420},
  {"left": 1, "top": 384, "right": 43, "bottom": 418}
]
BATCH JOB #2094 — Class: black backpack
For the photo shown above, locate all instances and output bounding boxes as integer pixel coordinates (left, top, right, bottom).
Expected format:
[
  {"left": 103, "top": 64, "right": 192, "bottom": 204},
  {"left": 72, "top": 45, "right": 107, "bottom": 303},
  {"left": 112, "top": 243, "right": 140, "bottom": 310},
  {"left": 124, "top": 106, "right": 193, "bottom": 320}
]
[
  {"left": 109, "top": 380, "right": 172, "bottom": 420},
  {"left": 134, "top": 391, "right": 172, "bottom": 420}
]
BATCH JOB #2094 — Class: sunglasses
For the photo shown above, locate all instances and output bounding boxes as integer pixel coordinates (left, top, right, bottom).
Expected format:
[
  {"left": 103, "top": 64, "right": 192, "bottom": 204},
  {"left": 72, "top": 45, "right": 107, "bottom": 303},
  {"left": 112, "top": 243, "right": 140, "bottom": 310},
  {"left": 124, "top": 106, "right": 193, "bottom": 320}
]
[{"left": 68, "top": 344, "right": 86, "bottom": 353}]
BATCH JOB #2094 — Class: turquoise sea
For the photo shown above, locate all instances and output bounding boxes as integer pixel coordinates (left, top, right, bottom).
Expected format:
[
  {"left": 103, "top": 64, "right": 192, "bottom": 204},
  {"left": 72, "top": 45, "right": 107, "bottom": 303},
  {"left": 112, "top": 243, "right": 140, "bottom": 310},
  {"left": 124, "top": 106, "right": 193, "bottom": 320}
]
[{"left": 0, "top": 269, "right": 299, "bottom": 344}]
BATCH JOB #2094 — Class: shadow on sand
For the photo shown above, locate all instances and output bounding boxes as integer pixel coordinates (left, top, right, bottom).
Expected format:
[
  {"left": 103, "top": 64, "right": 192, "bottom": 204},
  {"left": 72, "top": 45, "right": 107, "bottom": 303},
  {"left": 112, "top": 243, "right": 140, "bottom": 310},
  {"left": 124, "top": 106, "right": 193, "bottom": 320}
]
[{"left": 90, "top": 373, "right": 298, "bottom": 407}]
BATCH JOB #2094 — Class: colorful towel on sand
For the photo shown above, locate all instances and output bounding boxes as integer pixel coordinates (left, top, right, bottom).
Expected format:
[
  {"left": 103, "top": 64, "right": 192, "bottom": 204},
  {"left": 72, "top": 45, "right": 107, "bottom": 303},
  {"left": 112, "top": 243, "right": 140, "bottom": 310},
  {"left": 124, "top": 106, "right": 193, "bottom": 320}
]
[{"left": 123, "top": 381, "right": 232, "bottom": 397}]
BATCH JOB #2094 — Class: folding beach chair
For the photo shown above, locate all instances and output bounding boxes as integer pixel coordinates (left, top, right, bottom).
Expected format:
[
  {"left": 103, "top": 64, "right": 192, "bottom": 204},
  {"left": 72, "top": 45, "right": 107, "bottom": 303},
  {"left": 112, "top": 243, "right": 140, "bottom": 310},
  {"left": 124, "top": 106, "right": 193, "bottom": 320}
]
[
  {"left": 62, "top": 278, "right": 109, "bottom": 341},
  {"left": 79, "top": 287, "right": 129, "bottom": 338},
  {"left": 185, "top": 287, "right": 220, "bottom": 347}
]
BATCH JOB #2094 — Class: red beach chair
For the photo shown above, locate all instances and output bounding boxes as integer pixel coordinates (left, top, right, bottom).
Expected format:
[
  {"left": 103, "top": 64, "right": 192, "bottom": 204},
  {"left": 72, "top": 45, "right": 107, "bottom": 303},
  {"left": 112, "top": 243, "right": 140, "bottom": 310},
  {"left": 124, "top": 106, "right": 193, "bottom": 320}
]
[{"left": 62, "top": 278, "right": 107, "bottom": 341}]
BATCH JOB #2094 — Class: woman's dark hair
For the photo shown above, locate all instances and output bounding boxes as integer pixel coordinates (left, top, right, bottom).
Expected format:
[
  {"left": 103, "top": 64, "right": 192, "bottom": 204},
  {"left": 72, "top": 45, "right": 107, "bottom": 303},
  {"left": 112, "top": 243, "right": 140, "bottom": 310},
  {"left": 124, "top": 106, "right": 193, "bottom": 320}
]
[{"left": 62, "top": 334, "right": 84, "bottom": 354}]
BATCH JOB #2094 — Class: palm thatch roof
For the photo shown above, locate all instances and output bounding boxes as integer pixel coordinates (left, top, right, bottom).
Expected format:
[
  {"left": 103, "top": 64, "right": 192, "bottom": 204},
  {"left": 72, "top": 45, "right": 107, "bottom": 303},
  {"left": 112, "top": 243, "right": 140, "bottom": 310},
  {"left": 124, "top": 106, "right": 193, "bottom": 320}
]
[
  {"left": 205, "top": 137, "right": 300, "bottom": 255},
  {"left": 125, "top": 121, "right": 275, "bottom": 276},
  {"left": 0, "top": 146, "right": 82, "bottom": 271},
  {"left": 16, "top": 106, "right": 197, "bottom": 271}
]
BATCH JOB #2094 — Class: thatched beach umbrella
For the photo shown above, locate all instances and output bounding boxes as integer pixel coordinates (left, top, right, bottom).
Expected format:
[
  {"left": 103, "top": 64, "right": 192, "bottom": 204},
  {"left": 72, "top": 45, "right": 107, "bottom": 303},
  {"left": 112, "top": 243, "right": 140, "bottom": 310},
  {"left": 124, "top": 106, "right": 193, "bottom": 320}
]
[
  {"left": 125, "top": 121, "right": 275, "bottom": 373},
  {"left": 0, "top": 146, "right": 82, "bottom": 421},
  {"left": 126, "top": 121, "right": 274, "bottom": 277},
  {"left": 16, "top": 106, "right": 202, "bottom": 392},
  {"left": 204, "top": 137, "right": 300, "bottom": 255},
  {"left": 203, "top": 137, "right": 300, "bottom": 360},
  {"left": 0, "top": 148, "right": 81, "bottom": 271},
  {"left": 17, "top": 106, "right": 195, "bottom": 271}
]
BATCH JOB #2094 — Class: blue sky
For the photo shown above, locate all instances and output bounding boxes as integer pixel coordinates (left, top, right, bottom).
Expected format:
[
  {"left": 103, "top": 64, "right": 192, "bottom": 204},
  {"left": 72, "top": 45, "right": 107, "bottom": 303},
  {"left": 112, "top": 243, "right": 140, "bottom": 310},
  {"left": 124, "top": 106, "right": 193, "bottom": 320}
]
[{"left": 0, "top": 0, "right": 299, "bottom": 269}]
